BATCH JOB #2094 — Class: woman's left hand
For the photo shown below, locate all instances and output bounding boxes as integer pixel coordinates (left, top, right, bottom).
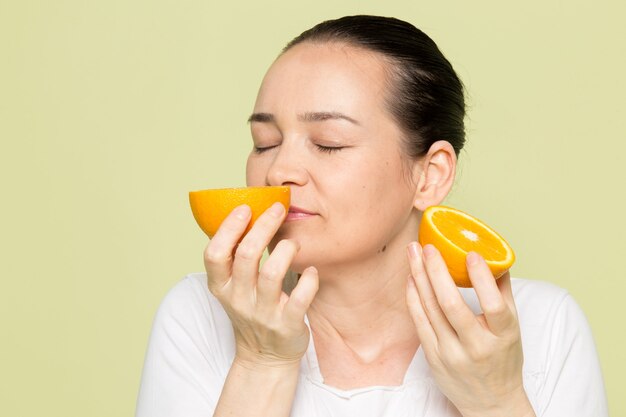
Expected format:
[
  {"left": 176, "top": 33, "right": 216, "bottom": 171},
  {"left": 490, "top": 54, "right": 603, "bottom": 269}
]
[{"left": 406, "top": 243, "right": 536, "bottom": 417}]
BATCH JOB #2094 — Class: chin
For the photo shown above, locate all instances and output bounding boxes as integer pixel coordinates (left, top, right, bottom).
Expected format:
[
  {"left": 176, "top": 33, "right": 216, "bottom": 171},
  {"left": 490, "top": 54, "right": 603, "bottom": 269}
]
[
  {"left": 269, "top": 232, "right": 341, "bottom": 273},
  {"left": 277, "top": 249, "right": 322, "bottom": 276}
]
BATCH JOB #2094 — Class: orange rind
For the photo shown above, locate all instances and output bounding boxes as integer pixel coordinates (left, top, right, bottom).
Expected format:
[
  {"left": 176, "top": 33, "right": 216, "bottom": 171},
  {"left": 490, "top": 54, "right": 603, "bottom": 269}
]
[
  {"left": 189, "top": 186, "right": 290, "bottom": 238},
  {"left": 418, "top": 205, "right": 515, "bottom": 287}
]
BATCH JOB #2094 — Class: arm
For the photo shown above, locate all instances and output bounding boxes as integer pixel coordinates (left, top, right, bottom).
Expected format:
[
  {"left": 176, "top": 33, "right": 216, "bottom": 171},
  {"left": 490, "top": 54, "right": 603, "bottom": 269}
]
[
  {"left": 206, "top": 203, "right": 318, "bottom": 417},
  {"left": 214, "top": 360, "right": 300, "bottom": 417}
]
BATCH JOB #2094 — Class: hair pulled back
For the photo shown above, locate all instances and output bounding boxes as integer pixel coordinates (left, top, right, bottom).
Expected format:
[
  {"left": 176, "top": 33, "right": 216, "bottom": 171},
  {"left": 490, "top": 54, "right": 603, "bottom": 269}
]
[{"left": 283, "top": 15, "right": 466, "bottom": 158}]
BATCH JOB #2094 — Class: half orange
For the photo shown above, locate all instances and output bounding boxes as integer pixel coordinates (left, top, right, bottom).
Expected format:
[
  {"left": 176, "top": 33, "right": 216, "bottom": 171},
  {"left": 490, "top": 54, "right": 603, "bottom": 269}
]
[
  {"left": 418, "top": 205, "right": 515, "bottom": 287},
  {"left": 189, "top": 186, "right": 290, "bottom": 238}
]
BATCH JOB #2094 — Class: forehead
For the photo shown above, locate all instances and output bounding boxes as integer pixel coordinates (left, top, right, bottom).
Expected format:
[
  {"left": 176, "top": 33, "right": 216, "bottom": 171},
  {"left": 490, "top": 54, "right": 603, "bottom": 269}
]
[{"left": 254, "top": 42, "right": 391, "bottom": 116}]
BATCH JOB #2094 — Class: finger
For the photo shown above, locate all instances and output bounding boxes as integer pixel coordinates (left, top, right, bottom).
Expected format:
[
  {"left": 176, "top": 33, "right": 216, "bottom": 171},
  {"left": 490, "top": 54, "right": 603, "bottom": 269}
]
[
  {"left": 407, "top": 243, "right": 457, "bottom": 343},
  {"left": 406, "top": 275, "right": 437, "bottom": 355},
  {"left": 231, "top": 202, "right": 286, "bottom": 297},
  {"left": 467, "top": 252, "right": 516, "bottom": 335},
  {"left": 421, "top": 244, "right": 483, "bottom": 340},
  {"left": 204, "top": 204, "right": 251, "bottom": 291},
  {"left": 283, "top": 266, "right": 319, "bottom": 325},
  {"left": 496, "top": 270, "right": 517, "bottom": 314},
  {"left": 257, "top": 239, "right": 299, "bottom": 309}
]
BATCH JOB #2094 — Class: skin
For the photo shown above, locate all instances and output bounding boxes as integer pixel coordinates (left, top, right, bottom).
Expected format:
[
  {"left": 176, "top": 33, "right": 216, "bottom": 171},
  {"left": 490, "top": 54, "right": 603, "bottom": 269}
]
[{"left": 206, "top": 41, "right": 536, "bottom": 417}]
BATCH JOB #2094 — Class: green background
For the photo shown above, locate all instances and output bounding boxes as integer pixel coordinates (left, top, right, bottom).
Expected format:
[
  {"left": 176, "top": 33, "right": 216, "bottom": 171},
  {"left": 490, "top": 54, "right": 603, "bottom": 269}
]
[{"left": 1, "top": 0, "right": 624, "bottom": 415}]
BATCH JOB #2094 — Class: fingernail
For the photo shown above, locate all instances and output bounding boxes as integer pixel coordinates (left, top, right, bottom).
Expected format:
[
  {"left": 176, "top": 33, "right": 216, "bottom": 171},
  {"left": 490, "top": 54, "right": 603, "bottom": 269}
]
[
  {"left": 466, "top": 251, "right": 481, "bottom": 266},
  {"left": 269, "top": 202, "right": 285, "bottom": 218},
  {"left": 233, "top": 204, "right": 251, "bottom": 220},
  {"left": 422, "top": 244, "right": 437, "bottom": 259},
  {"left": 407, "top": 242, "right": 421, "bottom": 259}
]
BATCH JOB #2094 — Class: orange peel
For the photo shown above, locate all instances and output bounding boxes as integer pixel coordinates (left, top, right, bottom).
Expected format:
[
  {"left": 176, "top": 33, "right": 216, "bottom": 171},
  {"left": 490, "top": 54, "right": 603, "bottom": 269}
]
[
  {"left": 189, "top": 186, "right": 290, "bottom": 238},
  {"left": 418, "top": 205, "right": 515, "bottom": 287}
]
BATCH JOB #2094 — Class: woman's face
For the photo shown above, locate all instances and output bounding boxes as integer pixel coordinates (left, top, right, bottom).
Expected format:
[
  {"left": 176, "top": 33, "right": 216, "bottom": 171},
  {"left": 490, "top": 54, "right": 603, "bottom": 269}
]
[{"left": 246, "top": 42, "right": 420, "bottom": 273}]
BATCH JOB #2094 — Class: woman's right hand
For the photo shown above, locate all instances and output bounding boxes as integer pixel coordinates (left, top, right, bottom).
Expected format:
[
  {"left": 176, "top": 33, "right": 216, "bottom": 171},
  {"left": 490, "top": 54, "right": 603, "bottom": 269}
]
[{"left": 203, "top": 202, "right": 319, "bottom": 370}]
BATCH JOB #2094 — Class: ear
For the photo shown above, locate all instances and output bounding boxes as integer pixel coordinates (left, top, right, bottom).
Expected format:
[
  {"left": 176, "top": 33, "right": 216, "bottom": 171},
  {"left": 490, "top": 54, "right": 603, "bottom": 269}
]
[{"left": 411, "top": 140, "right": 457, "bottom": 212}]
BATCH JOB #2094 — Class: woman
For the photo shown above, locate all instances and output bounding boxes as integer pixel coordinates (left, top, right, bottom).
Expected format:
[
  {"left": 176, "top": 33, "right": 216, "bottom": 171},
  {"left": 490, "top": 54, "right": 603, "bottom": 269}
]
[{"left": 136, "top": 16, "right": 607, "bottom": 417}]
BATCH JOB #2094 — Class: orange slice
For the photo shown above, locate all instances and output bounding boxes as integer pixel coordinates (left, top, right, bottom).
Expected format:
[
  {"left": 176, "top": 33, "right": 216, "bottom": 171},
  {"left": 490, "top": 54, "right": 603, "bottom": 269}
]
[
  {"left": 189, "top": 186, "right": 290, "bottom": 238},
  {"left": 418, "top": 205, "right": 515, "bottom": 287}
]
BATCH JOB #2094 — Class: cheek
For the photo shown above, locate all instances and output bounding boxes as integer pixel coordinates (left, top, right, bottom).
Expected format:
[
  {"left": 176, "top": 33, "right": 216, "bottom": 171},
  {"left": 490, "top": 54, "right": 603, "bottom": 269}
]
[
  {"left": 352, "top": 156, "right": 414, "bottom": 217},
  {"left": 245, "top": 155, "right": 268, "bottom": 187},
  {"left": 333, "top": 157, "right": 402, "bottom": 212}
]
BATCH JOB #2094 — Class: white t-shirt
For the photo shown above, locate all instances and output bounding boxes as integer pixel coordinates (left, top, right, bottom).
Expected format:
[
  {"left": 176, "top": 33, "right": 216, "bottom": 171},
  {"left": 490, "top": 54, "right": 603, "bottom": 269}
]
[{"left": 135, "top": 273, "right": 608, "bottom": 417}]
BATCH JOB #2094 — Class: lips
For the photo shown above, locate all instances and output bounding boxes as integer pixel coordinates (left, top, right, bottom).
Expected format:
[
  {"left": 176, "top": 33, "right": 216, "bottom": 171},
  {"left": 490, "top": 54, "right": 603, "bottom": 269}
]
[
  {"left": 289, "top": 205, "right": 315, "bottom": 215},
  {"left": 286, "top": 205, "right": 316, "bottom": 221}
]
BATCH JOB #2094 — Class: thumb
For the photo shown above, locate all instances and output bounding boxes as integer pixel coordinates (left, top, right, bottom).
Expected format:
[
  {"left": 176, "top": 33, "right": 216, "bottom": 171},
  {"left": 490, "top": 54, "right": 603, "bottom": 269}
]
[{"left": 283, "top": 266, "right": 319, "bottom": 324}]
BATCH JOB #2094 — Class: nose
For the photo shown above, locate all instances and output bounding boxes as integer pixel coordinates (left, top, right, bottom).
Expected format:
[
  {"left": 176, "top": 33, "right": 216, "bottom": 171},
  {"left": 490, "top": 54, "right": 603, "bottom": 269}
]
[{"left": 265, "top": 141, "right": 308, "bottom": 187}]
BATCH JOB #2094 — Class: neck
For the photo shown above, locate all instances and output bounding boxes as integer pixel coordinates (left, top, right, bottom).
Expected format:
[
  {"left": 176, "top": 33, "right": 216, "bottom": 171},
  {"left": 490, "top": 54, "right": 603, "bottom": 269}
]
[{"left": 306, "top": 236, "right": 419, "bottom": 362}]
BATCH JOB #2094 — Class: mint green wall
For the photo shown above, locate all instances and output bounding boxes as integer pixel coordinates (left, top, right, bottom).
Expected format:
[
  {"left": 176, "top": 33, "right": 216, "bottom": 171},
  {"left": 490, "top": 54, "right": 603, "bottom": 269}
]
[{"left": 1, "top": 1, "right": 623, "bottom": 415}]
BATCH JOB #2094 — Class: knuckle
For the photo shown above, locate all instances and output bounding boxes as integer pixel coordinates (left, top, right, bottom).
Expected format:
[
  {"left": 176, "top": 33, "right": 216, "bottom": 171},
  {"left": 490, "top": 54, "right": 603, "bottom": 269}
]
[
  {"left": 235, "top": 243, "right": 260, "bottom": 261},
  {"left": 263, "top": 319, "right": 283, "bottom": 335},
  {"left": 442, "top": 350, "right": 467, "bottom": 369},
  {"left": 441, "top": 298, "right": 464, "bottom": 316},
  {"left": 467, "top": 345, "right": 490, "bottom": 362},
  {"left": 288, "top": 292, "right": 308, "bottom": 310},
  {"left": 411, "top": 310, "right": 430, "bottom": 327},
  {"left": 424, "top": 298, "right": 443, "bottom": 316},
  {"left": 228, "top": 297, "right": 251, "bottom": 316},
  {"left": 483, "top": 301, "right": 507, "bottom": 316},
  {"left": 505, "top": 328, "right": 522, "bottom": 344},
  {"left": 259, "top": 265, "right": 281, "bottom": 282},
  {"left": 253, "top": 213, "right": 277, "bottom": 231},
  {"left": 220, "top": 218, "right": 241, "bottom": 233},
  {"left": 204, "top": 246, "right": 230, "bottom": 265}
]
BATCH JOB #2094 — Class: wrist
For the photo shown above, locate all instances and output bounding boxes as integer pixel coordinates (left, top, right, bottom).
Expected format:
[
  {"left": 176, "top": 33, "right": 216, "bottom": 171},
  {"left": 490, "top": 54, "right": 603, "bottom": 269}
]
[
  {"left": 462, "top": 388, "right": 536, "bottom": 417},
  {"left": 217, "top": 355, "right": 301, "bottom": 417},
  {"left": 233, "top": 354, "right": 302, "bottom": 374},
  {"left": 229, "top": 356, "right": 301, "bottom": 397},
  {"left": 234, "top": 343, "right": 304, "bottom": 372}
]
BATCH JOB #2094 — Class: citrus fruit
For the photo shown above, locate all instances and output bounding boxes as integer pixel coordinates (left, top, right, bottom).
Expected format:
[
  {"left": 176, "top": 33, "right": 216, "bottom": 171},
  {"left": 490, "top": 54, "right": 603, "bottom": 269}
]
[
  {"left": 418, "top": 205, "right": 515, "bottom": 287},
  {"left": 189, "top": 186, "right": 290, "bottom": 238}
]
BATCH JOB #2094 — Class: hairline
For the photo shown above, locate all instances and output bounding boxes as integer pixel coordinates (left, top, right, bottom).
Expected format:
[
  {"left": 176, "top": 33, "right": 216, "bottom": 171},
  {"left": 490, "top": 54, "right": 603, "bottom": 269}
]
[{"left": 280, "top": 38, "right": 425, "bottom": 162}]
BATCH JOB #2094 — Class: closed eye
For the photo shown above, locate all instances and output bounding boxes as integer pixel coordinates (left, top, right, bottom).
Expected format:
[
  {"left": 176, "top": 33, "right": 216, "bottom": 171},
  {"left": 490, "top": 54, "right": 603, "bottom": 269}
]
[
  {"left": 315, "top": 144, "right": 344, "bottom": 154},
  {"left": 253, "top": 145, "right": 278, "bottom": 154}
]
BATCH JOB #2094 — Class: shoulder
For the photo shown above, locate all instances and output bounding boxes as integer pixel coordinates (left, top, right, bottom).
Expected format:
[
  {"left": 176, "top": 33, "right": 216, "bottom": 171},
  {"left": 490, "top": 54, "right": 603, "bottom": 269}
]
[
  {"left": 506, "top": 277, "right": 588, "bottom": 341},
  {"left": 506, "top": 282, "right": 608, "bottom": 415},
  {"left": 144, "top": 273, "right": 236, "bottom": 381},
  {"left": 510, "top": 277, "right": 570, "bottom": 322},
  {"left": 156, "top": 272, "right": 226, "bottom": 321},
  {"left": 150, "top": 272, "right": 234, "bottom": 355},
  {"left": 158, "top": 272, "right": 212, "bottom": 307},
  {"left": 508, "top": 277, "right": 594, "bottom": 341},
  {"left": 510, "top": 277, "right": 568, "bottom": 305},
  {"left": 136, "top": 274, "right": 235, "bottom": 416},
  {"left": 506, "top": 278, "right": 599, "bottom": 380}
]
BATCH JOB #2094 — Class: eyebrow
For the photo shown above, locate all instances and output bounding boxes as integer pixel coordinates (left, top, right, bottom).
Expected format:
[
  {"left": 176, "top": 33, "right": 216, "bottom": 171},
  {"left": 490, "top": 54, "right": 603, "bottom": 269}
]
[
  {"left": 248, "top": 112, "right": 274, "bottom": 123},
  {"left": 247, "top": 111, "right": 360, "bottom": 125}
]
